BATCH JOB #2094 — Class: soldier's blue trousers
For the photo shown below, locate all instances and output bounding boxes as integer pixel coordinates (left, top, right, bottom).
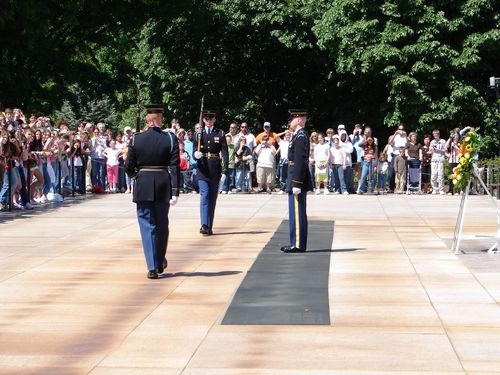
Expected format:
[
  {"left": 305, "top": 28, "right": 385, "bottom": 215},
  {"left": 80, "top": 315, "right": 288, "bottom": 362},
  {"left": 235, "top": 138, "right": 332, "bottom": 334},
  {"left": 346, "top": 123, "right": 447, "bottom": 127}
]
[
  {"left": 288, "top": 190, "right": 308, "bottom": 250},
  {"left": 198, "top": 179, "right": 219, "bottom": 229},
  {"left": 137, "top": 201, "right": 170, "bottom": 271}
]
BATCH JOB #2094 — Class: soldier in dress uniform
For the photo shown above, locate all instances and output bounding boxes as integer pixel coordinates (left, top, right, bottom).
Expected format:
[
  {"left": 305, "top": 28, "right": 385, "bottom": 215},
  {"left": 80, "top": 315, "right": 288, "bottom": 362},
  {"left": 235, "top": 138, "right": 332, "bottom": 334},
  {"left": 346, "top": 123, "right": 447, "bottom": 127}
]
[
  {"left": 125, "top": 104, "right": 181, "bottom": 279},
  {"left": 281, "top": 109, "right": 313, "bottom": 253},
  {"left": 193, "top": 110, "right": 229, "bottom": 235}
]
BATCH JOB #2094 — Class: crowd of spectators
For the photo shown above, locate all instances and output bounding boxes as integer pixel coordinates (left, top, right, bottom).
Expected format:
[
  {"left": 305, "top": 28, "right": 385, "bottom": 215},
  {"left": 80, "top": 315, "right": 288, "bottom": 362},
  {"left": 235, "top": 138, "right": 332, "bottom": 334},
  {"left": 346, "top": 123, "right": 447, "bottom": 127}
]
[
  {"left": 0, "top": 107, "right": 134, "bottom": 212},
  {"left": 1, "top": 105, "right": 477, "bottom": 212},
  {"left": 174, "top": 118, "right": 476, "bottom": 197}
]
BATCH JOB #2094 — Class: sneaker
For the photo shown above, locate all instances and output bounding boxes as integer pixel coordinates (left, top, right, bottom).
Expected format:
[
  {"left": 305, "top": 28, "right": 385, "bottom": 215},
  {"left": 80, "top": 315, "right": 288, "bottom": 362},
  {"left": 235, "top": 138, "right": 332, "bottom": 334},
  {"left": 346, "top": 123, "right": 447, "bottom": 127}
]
[
  {"left": 228, "top": 191, "right": 233, "bottom": 194},
  {"left": 342, "top": 191, "right": 349, "bottom": 195},
  {"left": 315, "top": 188, "right": 321, "bottom": 195},
  {"left": 221, "top": 191, "right": 227, "bottom": 194},
  {"left": 278, "top": 190, "right": 284, "bottom": 195},
  {"left": 25, "top": 202, "right": 34, "bottom": 210},
  {"left": 334, "top": 191, "right": 340, "bottom": 195},
  {"left": 439, "top": 191, "right": 446, "bottom": 195},
  {"left": 266, "top": 189, "right": 272, "bottom": 194},
  {"left": 323, "top": 189, "right": 329, "bottom": 195},
  {"left": 13, "top": 203, "right": 23, "bottom": 210}
]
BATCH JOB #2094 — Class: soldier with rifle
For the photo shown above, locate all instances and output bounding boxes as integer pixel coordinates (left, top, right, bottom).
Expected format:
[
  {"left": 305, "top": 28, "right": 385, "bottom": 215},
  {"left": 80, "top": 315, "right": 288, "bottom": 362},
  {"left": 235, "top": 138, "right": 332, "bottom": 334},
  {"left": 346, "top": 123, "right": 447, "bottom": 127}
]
[{"left": 193, "top": 108, "right": 229, "bottom": 235}]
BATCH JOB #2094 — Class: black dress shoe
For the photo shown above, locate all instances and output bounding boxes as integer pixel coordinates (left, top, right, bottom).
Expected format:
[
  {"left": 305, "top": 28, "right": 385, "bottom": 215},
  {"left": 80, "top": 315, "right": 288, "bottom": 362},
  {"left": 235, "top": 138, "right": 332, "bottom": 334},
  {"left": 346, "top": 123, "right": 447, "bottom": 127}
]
[
  {"left": 208, "top": 228, "right": 213, "bottom": 235},
  {"left": 147, "top": 271, "right": 159, "bottom": 279},
  {"left": 200, "top": 225, "right": 209, "bottom": 235},
  {"left": 163, "top": 258, "right": 168, "bottom": 269},
  {"left": 157, "top": 258, "right": 168, "bottom": 274},
  {"left": 280, "top": 246, "right": 305, "bottom": 253}
]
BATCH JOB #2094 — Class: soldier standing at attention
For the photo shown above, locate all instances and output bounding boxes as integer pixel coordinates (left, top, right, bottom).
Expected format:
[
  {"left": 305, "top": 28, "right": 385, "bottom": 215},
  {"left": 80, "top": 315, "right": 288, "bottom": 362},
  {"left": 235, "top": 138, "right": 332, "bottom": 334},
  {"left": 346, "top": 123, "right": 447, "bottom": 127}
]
[
  {"left": 281, "top": 109, "right": 313, "bottom": 253},
  {"left": 193, "top": 110, "right": 229, "bottom": 235},
  {"left": 125, "top": 104, "right": 181, "bottom": 279}
]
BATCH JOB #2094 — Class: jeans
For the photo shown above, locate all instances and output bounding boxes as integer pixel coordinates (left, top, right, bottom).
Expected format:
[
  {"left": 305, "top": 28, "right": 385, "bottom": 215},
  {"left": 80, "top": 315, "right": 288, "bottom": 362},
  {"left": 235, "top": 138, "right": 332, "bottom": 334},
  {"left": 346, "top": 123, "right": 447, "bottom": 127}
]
[
  {"left": 344, "top": 166, "right": 354, "bottom": 193},
  {"left": 219, "top": 167, "right": 234, "bottom": 192},
  {"left": 236, "top": 167, "right": 251, "bottom": 191},
  {"left": 308, "top": 163, "right": 316, "bottom": 189},
  {"left": 0, "top": 166, "right": 18, "bottom": 205},
  {"left": 277, "top": 159, "right": 288, "bottom": 191},
  {"left": 42, "top": 162, "right": 51, "bottom": 195},
  {"left": 358, "top": 159, "right": 375, "bottom": 193},
  {"left": 377, "top": 173, "right": 387, "bottom": 190},
  {"left": 333, "top": 165, "right": 347, "bottom": 193},
  {"left": 91, "top": 158, "right": 106, "bottom": 187}
]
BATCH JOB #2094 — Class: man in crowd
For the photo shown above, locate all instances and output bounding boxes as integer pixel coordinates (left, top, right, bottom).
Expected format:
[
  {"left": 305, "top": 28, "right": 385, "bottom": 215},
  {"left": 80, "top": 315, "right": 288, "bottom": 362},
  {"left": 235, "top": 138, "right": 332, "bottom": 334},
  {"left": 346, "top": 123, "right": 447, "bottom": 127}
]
[
  {"left": 255, "top": 121, "right": 278, "bottom": 146},
  {"left": 430, "top": 129, "right": 447, "bottom": 194},
  {"left": 125, "top": 104, "right": 180, "bottom": 279},
  {"left": 388, "top": 123, "right": 407, "bottom": 192},
  {"left": 90, "top": 123, "right": 107, "bottom": 188},
  {"left": 235, "top": 121, "right": 255, "bottom": 191},
  {"left": 281, "top": 109, "right": 312, "bottom": 253},
  {"left": 228, "top": 122, "right": 239, "bottom": 145}
]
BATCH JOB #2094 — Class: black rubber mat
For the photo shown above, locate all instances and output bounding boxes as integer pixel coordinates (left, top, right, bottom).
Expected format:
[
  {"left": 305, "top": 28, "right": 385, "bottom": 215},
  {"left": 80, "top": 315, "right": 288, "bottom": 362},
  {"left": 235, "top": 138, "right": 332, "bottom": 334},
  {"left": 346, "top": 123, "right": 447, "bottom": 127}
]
[{"left": 221, "top": 220, "right": 334, "bottom": 325}]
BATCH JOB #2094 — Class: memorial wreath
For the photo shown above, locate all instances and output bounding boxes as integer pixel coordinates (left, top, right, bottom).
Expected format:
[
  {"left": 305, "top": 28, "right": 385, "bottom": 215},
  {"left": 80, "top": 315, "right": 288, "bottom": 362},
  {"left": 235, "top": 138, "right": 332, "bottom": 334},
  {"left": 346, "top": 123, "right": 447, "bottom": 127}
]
[{"left": 451, "top": 131, "right": 480, "bottom": 192}]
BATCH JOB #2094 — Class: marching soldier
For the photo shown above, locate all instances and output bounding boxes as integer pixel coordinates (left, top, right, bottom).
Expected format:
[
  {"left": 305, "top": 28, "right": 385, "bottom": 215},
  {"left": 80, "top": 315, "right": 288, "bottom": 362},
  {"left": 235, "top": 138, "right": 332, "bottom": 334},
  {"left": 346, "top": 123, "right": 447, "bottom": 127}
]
[
  {"left": 193, "top": 110, "right": 229, "bottom": 235},
  {"left": 125, "top": 104, "right": 181, "bottom": 279},
  {"left": 281, "top": 109, "right": 313, "bottom": 253}
]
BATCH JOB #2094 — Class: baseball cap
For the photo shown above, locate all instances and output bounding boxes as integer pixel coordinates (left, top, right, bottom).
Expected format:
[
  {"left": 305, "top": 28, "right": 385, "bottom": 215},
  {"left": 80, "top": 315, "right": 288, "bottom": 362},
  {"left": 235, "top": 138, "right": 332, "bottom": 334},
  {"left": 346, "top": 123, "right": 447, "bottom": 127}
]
[{"left": 263, "top": 121, "right": 271, "bottom": 128}]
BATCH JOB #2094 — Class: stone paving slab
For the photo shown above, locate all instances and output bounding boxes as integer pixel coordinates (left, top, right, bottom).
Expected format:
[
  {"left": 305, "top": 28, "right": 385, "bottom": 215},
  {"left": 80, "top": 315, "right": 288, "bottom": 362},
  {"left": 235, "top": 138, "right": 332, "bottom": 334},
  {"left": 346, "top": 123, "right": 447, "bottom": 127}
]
[{"left": 0, "top": 193, "right": 499, "bottom": 374}]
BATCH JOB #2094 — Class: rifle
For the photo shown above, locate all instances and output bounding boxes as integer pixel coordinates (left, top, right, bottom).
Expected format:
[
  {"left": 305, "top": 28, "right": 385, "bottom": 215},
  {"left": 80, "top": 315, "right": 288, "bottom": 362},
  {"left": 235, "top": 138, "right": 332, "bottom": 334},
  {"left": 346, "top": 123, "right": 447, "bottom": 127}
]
[
  {"left": 197, "top": 96, "right": 205, "bottom": 152},
  {"left": 135, "top": 82, "right": 141, "bottom": 133}
]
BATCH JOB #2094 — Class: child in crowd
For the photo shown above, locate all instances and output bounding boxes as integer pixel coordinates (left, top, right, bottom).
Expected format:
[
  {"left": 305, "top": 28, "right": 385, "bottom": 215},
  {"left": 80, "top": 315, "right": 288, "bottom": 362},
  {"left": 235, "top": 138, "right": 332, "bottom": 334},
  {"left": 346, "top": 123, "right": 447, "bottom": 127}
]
[
  {"left": 330, "top": 135, "right": 348, "bottom": 194},
  {"left": 103, "top": 139, "right": 121, "bottom": 193},
  {"left": 393, "top": 146, "right": 407, "bottom": 194},
  {"left": 313, "top": 133, "right": 330, "bottom": 194},
  {"left": 377, "top": 152, "right": 389, "bottom": 194}
]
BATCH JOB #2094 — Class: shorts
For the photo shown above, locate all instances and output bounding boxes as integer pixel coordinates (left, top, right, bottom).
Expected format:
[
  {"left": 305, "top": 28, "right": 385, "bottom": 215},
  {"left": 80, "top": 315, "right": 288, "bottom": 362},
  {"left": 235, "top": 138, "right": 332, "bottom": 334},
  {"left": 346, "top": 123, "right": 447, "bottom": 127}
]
[{"left": 256, "top": 166, "right": 274, "bottom": 184}]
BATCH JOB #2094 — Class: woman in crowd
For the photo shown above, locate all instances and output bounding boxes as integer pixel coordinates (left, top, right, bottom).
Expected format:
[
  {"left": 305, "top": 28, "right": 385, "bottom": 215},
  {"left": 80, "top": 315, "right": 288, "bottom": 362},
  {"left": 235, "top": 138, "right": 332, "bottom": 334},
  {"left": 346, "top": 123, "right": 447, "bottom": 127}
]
[
  {"left": 0, "top": 130, "right": 17, "bottom": 210},
  {"left": 405, "top": 131, "right": 422, "bottom": 190},
  {"left": 357, "top": 136, "right": 377, "bottom": 194},
  {"left": 308, "top": 131, "right": 318, "bottom": 190},
  {"left": 420, "top": 134, "right": 433, "bottom": 193},
  {"left": 313, "top": 133, "right": 330, "bottom": 194},
  {"left": 235, "top": 136, "right": 252, "bottom": 193}
]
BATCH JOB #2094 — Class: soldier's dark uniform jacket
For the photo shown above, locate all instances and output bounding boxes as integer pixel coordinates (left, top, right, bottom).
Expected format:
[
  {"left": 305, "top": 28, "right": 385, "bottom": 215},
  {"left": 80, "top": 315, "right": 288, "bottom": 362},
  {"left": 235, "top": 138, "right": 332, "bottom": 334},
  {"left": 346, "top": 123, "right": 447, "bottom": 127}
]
[
  {"left": 286, "top": 127, "right": 313, "bottom": 193},
  {"left": 125, "top": 126, "right": 181, "bottom": 202},
  {"left": 195, "top": 127, "right": 229, "bottom": 181}
]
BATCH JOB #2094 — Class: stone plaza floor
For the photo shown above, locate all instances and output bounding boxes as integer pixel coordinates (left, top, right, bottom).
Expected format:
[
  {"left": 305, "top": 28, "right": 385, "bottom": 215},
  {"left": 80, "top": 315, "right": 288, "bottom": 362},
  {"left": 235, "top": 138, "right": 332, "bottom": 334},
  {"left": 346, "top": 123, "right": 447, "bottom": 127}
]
[{"left": 0, "top": 192, "right": 499, "bottom": 374}]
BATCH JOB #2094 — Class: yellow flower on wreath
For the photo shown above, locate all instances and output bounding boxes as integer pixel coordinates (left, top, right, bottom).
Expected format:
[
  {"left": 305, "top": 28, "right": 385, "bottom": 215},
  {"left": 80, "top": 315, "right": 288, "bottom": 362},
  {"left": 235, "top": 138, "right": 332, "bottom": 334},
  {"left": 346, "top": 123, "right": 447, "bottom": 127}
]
[
  {"left": 465, "top": 144, "right": 472, "bottom": 152},
  {"left": 460, "top": 158, "right": 467, "bottom": 165}
]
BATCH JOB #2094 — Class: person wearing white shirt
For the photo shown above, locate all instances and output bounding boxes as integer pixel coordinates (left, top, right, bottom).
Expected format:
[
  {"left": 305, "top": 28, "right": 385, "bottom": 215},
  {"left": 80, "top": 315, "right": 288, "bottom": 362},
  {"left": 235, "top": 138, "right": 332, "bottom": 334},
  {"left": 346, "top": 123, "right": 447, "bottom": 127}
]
[{"left": 429, "top": 129, "right": 447, "bottom": 194}]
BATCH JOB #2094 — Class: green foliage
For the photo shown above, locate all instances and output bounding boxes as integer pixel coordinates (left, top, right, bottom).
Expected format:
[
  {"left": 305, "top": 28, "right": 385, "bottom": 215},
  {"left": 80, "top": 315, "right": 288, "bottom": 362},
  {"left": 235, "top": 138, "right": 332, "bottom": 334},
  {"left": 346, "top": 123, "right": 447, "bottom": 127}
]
[
  {"left": 1, "top": 0, "right": 498, "bottom": 156},
  {"left": 53, "top": 84, "right": 117, "bottom": 128}
]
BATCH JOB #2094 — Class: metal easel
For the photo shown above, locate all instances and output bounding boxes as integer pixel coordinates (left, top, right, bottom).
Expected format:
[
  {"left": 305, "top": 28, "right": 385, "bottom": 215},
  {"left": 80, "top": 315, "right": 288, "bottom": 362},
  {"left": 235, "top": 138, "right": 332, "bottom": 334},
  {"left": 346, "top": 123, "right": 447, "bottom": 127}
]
[{"left": 451, "top": 165, "right": 500, "bottom": 254}]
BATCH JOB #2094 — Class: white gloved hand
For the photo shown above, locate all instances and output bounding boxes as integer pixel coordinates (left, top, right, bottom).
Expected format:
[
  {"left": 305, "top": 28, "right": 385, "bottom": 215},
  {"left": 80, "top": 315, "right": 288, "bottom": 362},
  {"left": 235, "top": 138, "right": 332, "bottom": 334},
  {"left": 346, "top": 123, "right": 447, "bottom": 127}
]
[
  {"left": 292, "top": 187, "right": 301, "bottom": 195},
  {"left": 194, "top": 151, "right": 203, "bottom": 160},
  {"left": 169, "top": 196, "right": 178, "bottom": 206}
]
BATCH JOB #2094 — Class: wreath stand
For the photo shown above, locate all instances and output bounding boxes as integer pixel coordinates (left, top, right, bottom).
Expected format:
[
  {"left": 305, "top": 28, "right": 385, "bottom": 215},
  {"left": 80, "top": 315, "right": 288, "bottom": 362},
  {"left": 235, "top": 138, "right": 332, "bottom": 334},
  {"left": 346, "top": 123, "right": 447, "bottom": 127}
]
[{"left": 451, "top": 165, "right": 500, "bottom": 255}]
